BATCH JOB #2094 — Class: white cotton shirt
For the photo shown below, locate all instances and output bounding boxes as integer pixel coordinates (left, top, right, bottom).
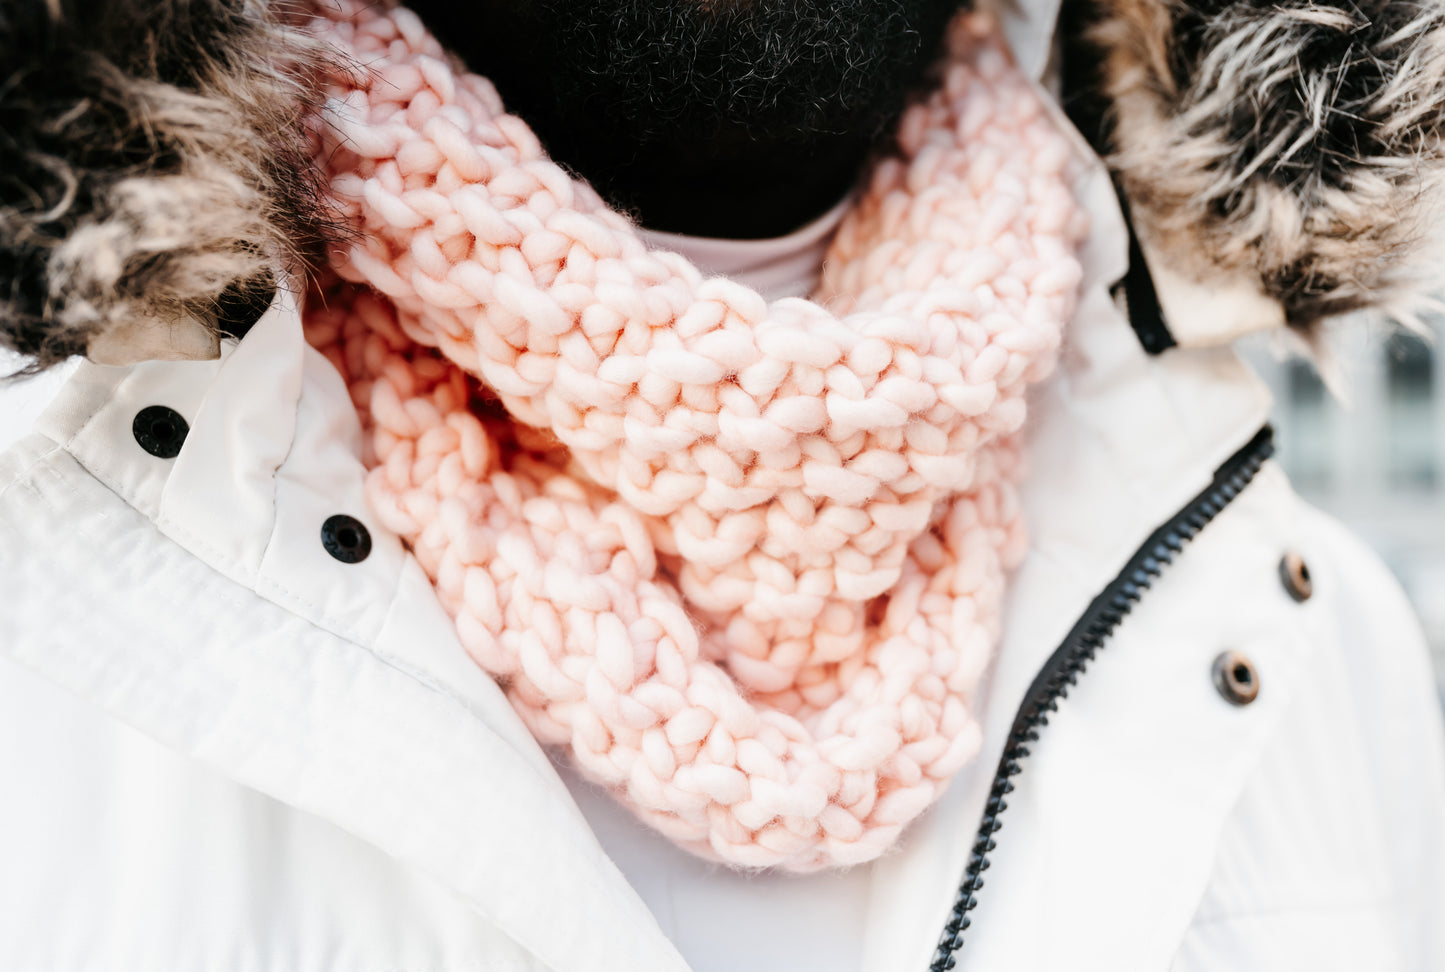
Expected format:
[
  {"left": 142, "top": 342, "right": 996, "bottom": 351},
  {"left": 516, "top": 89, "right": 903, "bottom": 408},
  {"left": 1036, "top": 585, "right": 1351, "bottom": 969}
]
[{"left": 636, "top": 195, "right": 852, "bottom": 301}]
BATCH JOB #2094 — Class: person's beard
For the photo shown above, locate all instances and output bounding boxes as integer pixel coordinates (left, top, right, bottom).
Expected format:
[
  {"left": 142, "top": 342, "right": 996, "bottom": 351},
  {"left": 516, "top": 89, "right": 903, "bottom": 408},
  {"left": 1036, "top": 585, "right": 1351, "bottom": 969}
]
[{"left": 408, "top": 0, "right": 963, "bottom": 237}]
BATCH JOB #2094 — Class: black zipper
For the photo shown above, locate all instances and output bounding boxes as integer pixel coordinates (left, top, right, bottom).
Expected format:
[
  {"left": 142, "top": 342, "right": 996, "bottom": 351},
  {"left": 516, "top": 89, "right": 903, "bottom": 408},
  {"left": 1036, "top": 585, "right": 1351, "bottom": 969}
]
[{"left": 929, "top": 425, "right": 1275, "bottom": 970}]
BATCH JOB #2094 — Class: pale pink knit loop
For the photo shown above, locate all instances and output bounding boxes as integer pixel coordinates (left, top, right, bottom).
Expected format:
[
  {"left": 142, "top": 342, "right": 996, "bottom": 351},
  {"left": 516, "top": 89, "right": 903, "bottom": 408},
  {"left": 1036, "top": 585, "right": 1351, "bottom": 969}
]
[{"left": 303, "top": 0, "right": 1087, "bottom": 869}]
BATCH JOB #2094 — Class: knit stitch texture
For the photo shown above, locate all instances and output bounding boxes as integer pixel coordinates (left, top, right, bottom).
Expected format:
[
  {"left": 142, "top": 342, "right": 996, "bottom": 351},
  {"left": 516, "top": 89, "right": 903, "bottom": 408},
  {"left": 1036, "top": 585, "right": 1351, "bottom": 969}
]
[{"left": 302, "top": 0, "right": 1087, "bottom": 870}]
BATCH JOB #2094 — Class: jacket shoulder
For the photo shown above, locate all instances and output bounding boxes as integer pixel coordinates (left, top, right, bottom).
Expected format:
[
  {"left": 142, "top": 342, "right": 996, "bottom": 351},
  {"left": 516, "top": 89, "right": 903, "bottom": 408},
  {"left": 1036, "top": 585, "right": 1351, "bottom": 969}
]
[{"left": 1173, "top": 485, "right": 1445, "bottom": 971}]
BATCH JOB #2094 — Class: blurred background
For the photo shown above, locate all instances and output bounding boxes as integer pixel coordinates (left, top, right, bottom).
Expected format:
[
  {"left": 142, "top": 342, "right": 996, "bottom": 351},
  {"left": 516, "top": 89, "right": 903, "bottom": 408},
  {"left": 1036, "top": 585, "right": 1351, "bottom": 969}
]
[{"left": 1241, "top": 324, "right": 1445, "bottom": 707}]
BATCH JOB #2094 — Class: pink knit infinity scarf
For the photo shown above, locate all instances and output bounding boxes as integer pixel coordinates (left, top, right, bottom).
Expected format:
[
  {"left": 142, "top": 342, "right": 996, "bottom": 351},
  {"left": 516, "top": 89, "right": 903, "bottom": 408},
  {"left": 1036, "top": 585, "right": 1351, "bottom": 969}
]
[{"left": 301, "top": 0, "right": 1086, "bottom": 870}]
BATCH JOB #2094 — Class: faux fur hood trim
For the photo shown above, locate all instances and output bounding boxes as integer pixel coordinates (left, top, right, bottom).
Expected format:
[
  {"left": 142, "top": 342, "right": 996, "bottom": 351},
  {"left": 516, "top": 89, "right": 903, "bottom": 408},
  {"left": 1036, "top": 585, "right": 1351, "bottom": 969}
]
[
  {"left": 0, "top": 0, "right": 338, "bottom": 371},
  {"left": 1082, "top": 0, "right": 1445, "bottom": 331}
]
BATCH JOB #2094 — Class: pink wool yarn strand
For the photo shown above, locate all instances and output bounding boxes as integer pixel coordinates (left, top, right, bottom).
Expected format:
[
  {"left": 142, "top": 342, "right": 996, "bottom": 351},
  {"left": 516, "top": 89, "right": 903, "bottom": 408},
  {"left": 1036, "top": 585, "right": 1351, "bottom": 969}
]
[{"left": 302, "top": 0, "right": 1087, "bottom": 869}]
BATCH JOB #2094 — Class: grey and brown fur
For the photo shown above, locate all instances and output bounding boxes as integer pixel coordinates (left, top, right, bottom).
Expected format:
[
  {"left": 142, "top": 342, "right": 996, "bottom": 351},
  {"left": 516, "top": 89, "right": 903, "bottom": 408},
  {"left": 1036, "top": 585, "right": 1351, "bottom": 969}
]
[
  {"left": 0, "top": 0, "right": 338, "bottom": 371},
  {"left": 1085, "top": 0, "right": 1445, "bottom": 329}
]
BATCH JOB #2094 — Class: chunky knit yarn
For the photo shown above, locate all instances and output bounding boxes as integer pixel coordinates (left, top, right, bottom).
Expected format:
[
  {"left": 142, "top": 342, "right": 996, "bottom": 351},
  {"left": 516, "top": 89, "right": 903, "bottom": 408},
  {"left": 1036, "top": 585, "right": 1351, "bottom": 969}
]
[{"left": 301, "top": 0, "right": 1087, "bottom": 870}]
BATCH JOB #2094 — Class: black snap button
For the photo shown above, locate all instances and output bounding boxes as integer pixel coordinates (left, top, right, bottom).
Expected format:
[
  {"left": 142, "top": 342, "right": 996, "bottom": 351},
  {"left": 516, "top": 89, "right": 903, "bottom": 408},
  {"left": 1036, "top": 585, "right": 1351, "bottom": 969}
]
[
  {"left": 1212, "top": 651, "right": 1260, "bottom": 706},
  {"left": 321, "top": 514, "right": 372, "bottom": 564},
  {"left": 1279, "top": 551, "right": 1312, "bottom": 602},
  {"left": 132, "top": 406, "right": 189, "bottom": 459}
]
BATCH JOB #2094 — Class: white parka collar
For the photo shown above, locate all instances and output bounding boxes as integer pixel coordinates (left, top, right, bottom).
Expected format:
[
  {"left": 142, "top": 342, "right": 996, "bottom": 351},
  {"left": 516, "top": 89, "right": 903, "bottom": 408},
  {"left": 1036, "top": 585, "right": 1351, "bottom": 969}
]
[
  {"left": 998, "top": 0, "right": 1291, "bottom": 350},
  {"left": 1, "top": 286, "right": 689, "bottom": 971}
]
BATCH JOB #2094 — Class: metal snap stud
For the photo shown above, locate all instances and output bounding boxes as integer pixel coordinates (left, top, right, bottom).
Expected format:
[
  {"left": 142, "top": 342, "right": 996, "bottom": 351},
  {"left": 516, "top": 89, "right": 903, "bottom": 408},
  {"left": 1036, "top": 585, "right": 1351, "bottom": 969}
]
[
  {"left": 321, "top": 514, "right": 372, "bottom": 564},
  {"left": 1279, "top": 551, "right": 1312, "bottom": 602},
  {"left": 132, "top": 406, "right": 189, "bottom": 459},
  {"left": 1212, "top": 651, "right": 1260, "bottom": 706}
]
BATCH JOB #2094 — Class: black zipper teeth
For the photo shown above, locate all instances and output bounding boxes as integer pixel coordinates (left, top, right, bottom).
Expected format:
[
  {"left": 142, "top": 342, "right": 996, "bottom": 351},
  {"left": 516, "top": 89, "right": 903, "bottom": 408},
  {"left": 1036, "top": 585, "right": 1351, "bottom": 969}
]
[{"left": 929, "top": 425, "right": 1275, "bottom": 971}]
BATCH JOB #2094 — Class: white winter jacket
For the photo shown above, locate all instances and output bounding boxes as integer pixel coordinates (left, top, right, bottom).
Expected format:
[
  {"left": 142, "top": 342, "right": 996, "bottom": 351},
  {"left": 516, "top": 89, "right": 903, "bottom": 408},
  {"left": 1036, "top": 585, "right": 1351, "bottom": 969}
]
[{"left": 1, "top": 11, "right": 1443, "bottom": 972}]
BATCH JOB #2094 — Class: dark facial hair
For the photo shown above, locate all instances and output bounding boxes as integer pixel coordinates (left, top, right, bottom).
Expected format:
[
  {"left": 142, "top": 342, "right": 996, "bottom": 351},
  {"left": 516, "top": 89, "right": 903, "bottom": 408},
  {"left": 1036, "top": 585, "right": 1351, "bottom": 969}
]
[{"left": 407, "top": 0, "right": 962, "bottom": 237}]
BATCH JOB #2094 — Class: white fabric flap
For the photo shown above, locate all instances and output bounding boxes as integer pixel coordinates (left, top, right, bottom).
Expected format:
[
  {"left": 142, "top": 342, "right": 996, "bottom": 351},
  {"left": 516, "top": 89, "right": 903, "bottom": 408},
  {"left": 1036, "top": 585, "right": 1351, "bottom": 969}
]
[{"left": 0, "top": 287, "right": 687, "bottom": 972}]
